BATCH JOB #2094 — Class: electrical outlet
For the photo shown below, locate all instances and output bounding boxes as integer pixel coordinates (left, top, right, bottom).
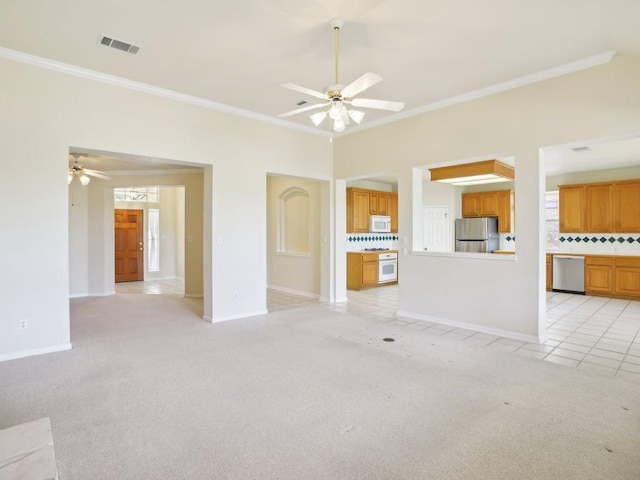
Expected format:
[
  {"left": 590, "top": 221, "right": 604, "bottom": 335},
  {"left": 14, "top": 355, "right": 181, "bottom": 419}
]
[{"left": 20, "top": 319, "right": 28, "bottom": 330}]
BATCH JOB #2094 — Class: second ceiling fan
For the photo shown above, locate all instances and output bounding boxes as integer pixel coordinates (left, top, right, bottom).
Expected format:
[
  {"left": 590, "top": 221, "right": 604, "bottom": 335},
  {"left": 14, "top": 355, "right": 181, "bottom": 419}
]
[{"left": 278, "top": 19, "right": 404, "bottom": 132}]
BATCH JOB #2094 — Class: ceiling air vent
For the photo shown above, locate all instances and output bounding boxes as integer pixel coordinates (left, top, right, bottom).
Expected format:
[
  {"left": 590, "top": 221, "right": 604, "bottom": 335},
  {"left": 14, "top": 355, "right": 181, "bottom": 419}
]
[
  {"left": 296, "top": 100, "right": 308, "bottom": 106},
  {"left": 98, "top": 35, "right": 140, "bottom": 55},
  {"left": 572, "top": 146, "right": 591, "bottom": 152}
]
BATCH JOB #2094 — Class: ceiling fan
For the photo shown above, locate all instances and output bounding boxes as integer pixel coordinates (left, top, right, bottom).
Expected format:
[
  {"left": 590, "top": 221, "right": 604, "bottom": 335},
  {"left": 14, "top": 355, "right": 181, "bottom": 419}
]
[
  {"left": 68, "top": 153, "right": 111, "bottom": 185},
  {"left": 278, "top": 18, "right": 404, "bottom": 133}
]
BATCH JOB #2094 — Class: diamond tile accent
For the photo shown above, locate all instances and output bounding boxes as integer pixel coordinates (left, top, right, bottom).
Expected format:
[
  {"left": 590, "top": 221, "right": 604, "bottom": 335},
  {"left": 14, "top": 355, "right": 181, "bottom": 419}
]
[{"left": 559, "top": 236, "right": 566, "bottom": 242}]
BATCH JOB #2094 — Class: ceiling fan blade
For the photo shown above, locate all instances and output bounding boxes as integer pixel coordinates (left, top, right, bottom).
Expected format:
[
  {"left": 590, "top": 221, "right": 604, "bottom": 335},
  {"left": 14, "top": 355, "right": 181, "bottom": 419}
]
[
  {"left": 341, "top": 72, "right": 382, "bottom": 98},
  {"left": 280, "top": 83, "right": 327, "bottom": 100},
  {"left": 84, "top": 169, "right": 111, "bottom": 180},
  {"left": 350, "top": 98, "right": 405, "bottom": 112},
  {"left": 278, "top": 102, "right": 328, "bottom": 118}
]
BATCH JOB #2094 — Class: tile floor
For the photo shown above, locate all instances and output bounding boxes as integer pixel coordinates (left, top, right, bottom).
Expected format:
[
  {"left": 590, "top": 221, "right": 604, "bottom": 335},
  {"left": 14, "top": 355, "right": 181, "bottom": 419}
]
[
  {"left": 115, "top": 278, "right": 185, "bottom": 295},
  {"left": 116, "top": 281, "right": 640, "bottom": 381},
  {"left": 267, "top": 286, "right": 640, "bottom": 381}
]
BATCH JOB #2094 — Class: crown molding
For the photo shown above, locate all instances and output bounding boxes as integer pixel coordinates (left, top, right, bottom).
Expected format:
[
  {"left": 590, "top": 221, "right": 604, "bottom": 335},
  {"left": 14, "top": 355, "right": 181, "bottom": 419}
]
[
  {"left": 103, "top": 168, "right": 203, "bottom": 176},
  {"left": 0, "top": 46, "right": 331, "bottom": 138},
  {"left": 335, "top": 50, "right": 617, "bottom": 137},
  {"left": 0, "top": 46, "right": 615, "bottom": 140}
]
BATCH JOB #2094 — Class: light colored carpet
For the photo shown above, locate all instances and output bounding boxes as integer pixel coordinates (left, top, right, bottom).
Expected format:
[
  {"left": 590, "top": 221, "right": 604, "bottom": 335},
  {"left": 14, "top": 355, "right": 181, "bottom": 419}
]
[{"left": 1, "top": 294, "right": 639, "bottom": 479}]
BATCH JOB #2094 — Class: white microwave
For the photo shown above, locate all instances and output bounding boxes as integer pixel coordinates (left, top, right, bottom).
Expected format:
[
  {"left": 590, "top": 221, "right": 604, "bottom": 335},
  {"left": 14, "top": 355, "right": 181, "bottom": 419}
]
[{"left": 370, "top": 215, "right": 391, "bottom": 233}]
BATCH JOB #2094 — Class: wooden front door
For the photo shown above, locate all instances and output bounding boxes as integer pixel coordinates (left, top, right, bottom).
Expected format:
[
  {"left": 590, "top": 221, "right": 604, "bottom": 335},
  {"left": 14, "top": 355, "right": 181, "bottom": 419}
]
[{"left": 115, "top": 209, "right": 144, "bottom": 283}]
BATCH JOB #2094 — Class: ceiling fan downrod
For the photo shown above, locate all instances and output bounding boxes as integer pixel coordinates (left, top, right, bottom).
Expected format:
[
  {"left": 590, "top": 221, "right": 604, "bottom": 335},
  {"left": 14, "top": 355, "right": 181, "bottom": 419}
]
[{"left": 330, "top": 18, "right": 344, "bottom": 86}]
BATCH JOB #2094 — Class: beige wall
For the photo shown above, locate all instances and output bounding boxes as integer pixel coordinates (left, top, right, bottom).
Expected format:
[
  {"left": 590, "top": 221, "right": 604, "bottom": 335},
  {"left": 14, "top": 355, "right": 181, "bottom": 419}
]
[
  {"left": 334, "top": 54, "right": 640, "bottom": 342},
  {"left": 0, "top": 56, "right": 333, "bottom": 360},
  {"left": 267, "top": 176, "right": 322, "bottom": 297}
]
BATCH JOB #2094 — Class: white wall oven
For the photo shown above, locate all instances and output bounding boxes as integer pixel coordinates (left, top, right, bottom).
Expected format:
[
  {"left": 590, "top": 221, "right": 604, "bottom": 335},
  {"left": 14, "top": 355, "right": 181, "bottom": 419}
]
[{"left": 378, "top": 252, "right": 398, "bottom": 283}]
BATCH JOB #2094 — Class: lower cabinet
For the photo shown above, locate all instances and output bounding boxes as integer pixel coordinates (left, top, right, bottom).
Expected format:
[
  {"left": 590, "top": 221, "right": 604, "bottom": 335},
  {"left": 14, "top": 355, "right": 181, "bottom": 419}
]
[
  {"left": 347, "top": 253, "right": 379, "bottom": 290},
  {"left": 546, "top": 254, "right": 552, "bottom": 290},
  {"left": 585, "top": 257, "right": 614, "bottom": 294},
  {"left": 614, "top": 257, "right": 640, "bottom": 297},
  {"left": 583, "top": 255, "right": 640, "bottom": 299}
]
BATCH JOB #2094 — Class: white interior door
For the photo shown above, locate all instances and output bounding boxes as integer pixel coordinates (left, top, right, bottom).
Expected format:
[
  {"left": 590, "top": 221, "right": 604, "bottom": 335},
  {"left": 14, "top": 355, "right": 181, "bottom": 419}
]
[{"left": 423, "top": 206, "right": 449, "bottom": 251}]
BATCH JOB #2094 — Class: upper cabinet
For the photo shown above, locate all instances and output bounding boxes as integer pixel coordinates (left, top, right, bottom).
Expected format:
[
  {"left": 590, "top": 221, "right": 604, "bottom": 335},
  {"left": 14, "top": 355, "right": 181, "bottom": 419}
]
[
  {"left": 347, "top": 188, "right": 370, "bottom": 233},
  {"left": 347, "top": 187, "right": 399, "bottom": 233},
  {"left": 462, "top": 189, "right": 514, "bottom": 233},
  {"left": 614, "top": 181, "right": 640, "bottom": 232},
  {"left": 585, "top": 183, "right": 613, "bottom": 232},
  {"left": 497, "top": 190, "right": 515, "bottom": 234},
  {"left": 559, "top": 179, "right": 640, "bottom": 233},
  {"left": 559, "top": 185, "right": 585, "bottom": 232},
  {"left": 388, "top": 193, "right": 398, "bottom": 233},
  {"left": 369, "top": 192, "right": 388, "bottom": 215}
]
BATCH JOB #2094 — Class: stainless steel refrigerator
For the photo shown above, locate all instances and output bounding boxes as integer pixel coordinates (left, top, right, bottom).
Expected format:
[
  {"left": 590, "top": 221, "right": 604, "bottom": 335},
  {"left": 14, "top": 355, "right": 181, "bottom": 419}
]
[{"left": 455, "top": 217, "right": 499, "bottom": 253}]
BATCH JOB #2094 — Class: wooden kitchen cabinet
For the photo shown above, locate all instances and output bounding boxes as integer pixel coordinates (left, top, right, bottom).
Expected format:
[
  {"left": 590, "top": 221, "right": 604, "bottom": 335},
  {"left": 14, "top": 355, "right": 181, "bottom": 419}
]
[
  {"left": 347, "top": 188, "right": 370, "bottom": 233},
  {"left": 580, "top": 255, "right": 640, "bottom": 300},
  {"left": 546, "top": 254, "right": 552, "bottom": 291},
  {"left": 347, "top": 187, "right": 398, "bottom": 233},
  {"left": 585, "top": 183, "right": 613, "bottom": 232},
  {"left": 461, "top": 191, "right": 500, "bottom": 217},
  {"left": 462, "top": 189, "right": 513, "bottom": 232},
  {"left": 498, "top": 189, "right": 514, "bottom": 233},
  {"left": 614, "top": 257, "right": 640, "bottom": 298},
  {"left": 585, "top": 256, "right": 614, "bottom": 294},
  {"left": 369, "top": 192, "right": 389, "bottom": 215},
  {"left": 479, "top": 191, "right": 499, "bottom": 216},
  {"left": 558, "top": 185, "right": 585, "bottom": 233},
  {"left": 614, "top": 180, "right": 640, "bottom": 233},
  {"left": 347, "top": 252, "right": 379, "bottom": 290},
  {"left": 461, "top": 193, "right": 481, "bottom": 217},
  {"left": 558, "top": 179, "right": 640, "bottom": 234},
  {"left": 388, "top": 193, "right": 398, "bottom": 233}
]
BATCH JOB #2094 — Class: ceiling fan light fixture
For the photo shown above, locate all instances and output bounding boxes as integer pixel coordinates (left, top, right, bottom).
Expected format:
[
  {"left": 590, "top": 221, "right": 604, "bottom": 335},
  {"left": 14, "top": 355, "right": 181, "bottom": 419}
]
[
  {"left": 79, "top": 173, "right": 91, "bottom": 186},
  {"left": 68, "top": 171, "right": 74, "bottom": 184},
  {"left": 347, "top": 110, "right": 365, "bottom": 124},
  {"left": 333, "top": 117, "right": 345, "bottom": 132},
  {"left": 310, "top": 111, "right": 327, "bottom": 126},
  {"left": 329, "top": 102, "right": 343, "bottom": 120}
]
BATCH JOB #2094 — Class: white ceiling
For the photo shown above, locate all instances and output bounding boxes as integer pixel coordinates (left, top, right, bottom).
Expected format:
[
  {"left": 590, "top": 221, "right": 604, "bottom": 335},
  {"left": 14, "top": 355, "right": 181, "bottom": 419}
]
[{"left": 2, "top": 1, "right": 638, "bottom": 174}]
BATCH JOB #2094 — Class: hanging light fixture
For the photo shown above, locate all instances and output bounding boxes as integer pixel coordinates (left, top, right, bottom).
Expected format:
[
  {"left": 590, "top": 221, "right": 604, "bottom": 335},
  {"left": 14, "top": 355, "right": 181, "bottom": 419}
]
[{"left": 429, "top": 160, "right": 514, "bottom": 186}]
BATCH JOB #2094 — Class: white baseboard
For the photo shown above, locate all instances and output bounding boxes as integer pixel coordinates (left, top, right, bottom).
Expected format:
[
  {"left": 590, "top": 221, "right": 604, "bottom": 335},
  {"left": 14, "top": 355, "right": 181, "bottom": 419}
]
[
  {"left": 202, "top": 314, "right": 212, "bottom": 322},
  {"left": 334, "top": 296, "right": 349, "bottom": 303},
  {"left": 267, "top": 285, "right": 320, "bottom": 299},
  {"left": 209, "top": 310, "right": 269, "bottom": 323},
  {"left": 396, "top": 310, "right": 542, "bottom": 344},
  {"left": 0, "top": 343, "right": 72, "bottom": 363},
  {"left": 184, "top": 294, "right": 204, "bottom": 299},
  {"left": 69, "top": 292, "right": 89, "bottom": 299},
  {"left": 72, "top": 291, "right": 116, "bottom": 298}
]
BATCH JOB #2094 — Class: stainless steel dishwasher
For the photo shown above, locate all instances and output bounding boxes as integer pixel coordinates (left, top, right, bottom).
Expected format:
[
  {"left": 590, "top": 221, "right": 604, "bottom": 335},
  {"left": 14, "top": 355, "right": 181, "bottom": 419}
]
[{"left": 552, "top": 255, "right": 585, "bottom": 293}]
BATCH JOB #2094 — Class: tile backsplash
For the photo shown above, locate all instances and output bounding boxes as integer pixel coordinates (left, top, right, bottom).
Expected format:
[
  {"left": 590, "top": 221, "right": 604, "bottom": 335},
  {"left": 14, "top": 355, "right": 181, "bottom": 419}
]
[
  {"left": 346, "top": 234, "right": 399, "bottom": 252},
  {"left": 557, "top": 233, "right": 640, "bottom": 255},
  {"left": 500, "top": 234, "right": 516, "bottom": 251}
]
